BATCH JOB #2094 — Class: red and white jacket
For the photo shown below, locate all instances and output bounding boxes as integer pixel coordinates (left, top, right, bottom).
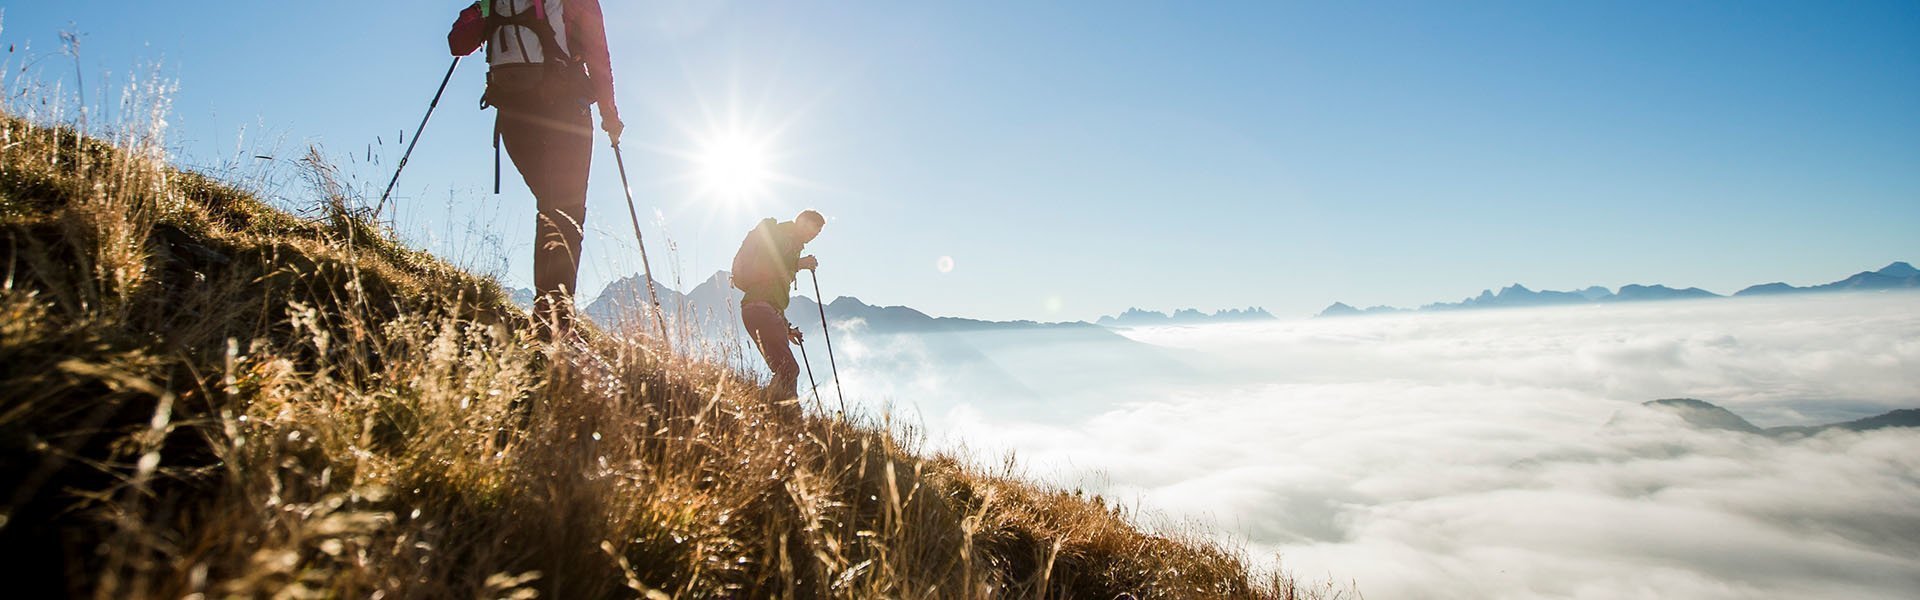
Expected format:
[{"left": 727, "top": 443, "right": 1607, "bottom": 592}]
[{"left": 451, "top": 0, "right": 619, "bottom": 115}]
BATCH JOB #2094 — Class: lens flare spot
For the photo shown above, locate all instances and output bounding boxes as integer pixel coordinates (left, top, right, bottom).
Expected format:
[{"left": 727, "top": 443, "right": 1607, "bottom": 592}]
[{"left": 936, "top": 256, "right": 955, "bottom": 273}]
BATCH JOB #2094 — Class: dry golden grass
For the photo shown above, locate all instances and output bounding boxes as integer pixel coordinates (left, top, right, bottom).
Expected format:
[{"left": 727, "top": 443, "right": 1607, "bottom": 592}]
[{"left": 0, "top": 98, "right": 1336, "bottom": 598}]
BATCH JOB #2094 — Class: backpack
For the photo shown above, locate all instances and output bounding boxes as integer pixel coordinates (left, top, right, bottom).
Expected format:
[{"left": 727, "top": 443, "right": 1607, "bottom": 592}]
[
  {"left": 449, "top": 0, "right": 597, "bottom": 192},
  {"left": 476, "top": 0, "right": 590, "bottom": 111},
  {"left": 731, "top": 218, "right": 785, "bottom": 292}
]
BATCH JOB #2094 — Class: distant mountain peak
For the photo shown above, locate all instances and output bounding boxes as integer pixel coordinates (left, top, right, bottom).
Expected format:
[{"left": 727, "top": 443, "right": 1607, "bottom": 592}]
[
  {"left": 1733, "top": 260, "right": 1920, "bottom": 297},
  {"left": 1097, "top": 306, "right": 1275, "bottom": 327},
  {"left": 507, "top": 286, "right": 536, "bottom": 310},
  {"left": 1638, "top": 398, "right": 1765, "bottom": 434},
  {"left": 827, "top": 296, "right": 869, "bottom": 309},
  {"left": 1879, "top": 261, "right": 1918, "bottom": 278},
  {"left": 1317, "top": 302, "right": 1404, "bottom": 318}
]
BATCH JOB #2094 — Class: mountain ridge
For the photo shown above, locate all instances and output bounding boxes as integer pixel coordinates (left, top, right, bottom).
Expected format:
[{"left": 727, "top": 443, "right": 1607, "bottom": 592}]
[
  {"left": 1321, "top": 262, "right": 1916, "bottom": 318},
  {"left": 1095, "top": 307, "right": 1276, "bottom": 328},
  {"left": 583, "top": 270, "right": 1104, "bottom": 338},
  {"left": 1621, "top": 398, "right": 1920, "bottom": 438}
]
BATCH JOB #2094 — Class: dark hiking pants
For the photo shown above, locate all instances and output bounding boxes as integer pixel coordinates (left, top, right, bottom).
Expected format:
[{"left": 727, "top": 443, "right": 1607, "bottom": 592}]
[
  {"left": 499, "top": 100, "right": 593, "bottom": 340},
  {"left": 742, "top": 300, "right": 800, "bottom": 401}
]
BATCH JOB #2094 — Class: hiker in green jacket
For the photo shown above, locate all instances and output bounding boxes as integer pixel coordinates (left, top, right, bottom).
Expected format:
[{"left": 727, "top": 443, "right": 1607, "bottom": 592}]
[{"left": 730, "top": 210, "right": 825, "bottom": 401}]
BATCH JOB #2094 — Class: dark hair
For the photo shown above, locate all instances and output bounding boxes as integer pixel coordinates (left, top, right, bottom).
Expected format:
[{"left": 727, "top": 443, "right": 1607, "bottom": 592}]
[{"left": 797, "top": 209, "right": 825, "bottom": 227}]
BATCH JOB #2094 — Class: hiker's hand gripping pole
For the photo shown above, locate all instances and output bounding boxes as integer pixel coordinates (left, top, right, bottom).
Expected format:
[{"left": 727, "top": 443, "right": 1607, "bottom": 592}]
[
  {"left": 611, "top": 141, "right": 672, "bottom": 351},
  {"left": 377, "top": 56, "right": 461, "bottom": 217}
]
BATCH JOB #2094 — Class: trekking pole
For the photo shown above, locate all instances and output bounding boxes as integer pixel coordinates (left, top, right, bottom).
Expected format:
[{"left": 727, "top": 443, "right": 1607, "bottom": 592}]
[
  {"left": 376, "top": 56, "right": 461, "bottom": 218},
  {"left": 795, "top": 337, "right": 822, "bottom": 405},
  {"left": 809, "top": 270, "right": 848, "bottom": 416},
  {"left": 796, "top": 335, "right": 836, "bottom": 449},
  {"left": 610, "top": 141, "right": 672, "bottom": 352}
]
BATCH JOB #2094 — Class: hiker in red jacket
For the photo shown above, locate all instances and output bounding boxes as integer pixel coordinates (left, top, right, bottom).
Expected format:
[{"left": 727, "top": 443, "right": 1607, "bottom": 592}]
[
  {"left": 451, "top": 0, "right": 622, "bottom": 341},
  {"left": 731, "top": 210, "right": 826, "bottom": 401}
]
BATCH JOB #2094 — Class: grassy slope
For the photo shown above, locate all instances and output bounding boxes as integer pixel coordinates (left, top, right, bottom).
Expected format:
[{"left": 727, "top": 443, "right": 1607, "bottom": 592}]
[{"left": 0, "top": 113, "right": 1311, "bottom": 599}]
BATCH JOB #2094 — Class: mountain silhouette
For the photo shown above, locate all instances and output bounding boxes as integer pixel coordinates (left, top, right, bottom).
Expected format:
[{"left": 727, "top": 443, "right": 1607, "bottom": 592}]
[
  {"left": 508, "top": 287, "right": 536, "bottom": 309},
  {"left": 1734, "top": 262, "right": 1920, "bottom": 296},
  {"left": 586, "top": 270, "right": 1110, "bottom": 336},
  {"left": 1420, "top": 283, "right": 1600, "bottom": 311},
  {"left": 577, "top": 271, "right": 1198, "bottom": 402},
  {"left": 1608, "top": 284, "right": 1719, "bottom": 302},
  {"left": 1095, "top": 306, "right": 1275, "bottom": 327},
  {"left": 1621, "top": 398, "right": 1920, "bottom": 438},
  {"left": 1321, "top": 261, "right": 1914, "bottom": 318},
  {"left": 1317, "top": 302, "right": 1406, "bottom": 318}
]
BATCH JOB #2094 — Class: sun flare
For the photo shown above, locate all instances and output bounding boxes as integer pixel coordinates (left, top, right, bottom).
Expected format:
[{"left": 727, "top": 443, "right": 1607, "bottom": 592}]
[{"left": 692, "top": 129, "right": 774, "bottom": 204}]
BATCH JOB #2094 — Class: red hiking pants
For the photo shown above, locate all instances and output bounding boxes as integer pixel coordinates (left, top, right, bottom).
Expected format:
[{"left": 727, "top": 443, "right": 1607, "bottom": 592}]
[{"left": 742, "top": 301, "right": 799, "bottom": 399}]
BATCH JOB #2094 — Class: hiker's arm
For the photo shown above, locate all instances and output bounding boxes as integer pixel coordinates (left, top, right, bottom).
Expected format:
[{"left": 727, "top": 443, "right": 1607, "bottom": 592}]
[
  {"left": 448, "top": 2, "right": 485, "bottom": 56},
  {"left": 567, "top": 0, "right": 622, "bottom": 137}
]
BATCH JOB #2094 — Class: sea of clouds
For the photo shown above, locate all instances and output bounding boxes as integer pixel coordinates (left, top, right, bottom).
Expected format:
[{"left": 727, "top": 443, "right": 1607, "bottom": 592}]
[{"left": 831, "top": 293, "right": 1920, "bottom": 599}]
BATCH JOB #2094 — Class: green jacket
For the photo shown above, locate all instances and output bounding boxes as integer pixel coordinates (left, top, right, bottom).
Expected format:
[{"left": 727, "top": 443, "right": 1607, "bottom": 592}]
[{"left": 733, "top": 218, "right": 805, "bottom": 311}]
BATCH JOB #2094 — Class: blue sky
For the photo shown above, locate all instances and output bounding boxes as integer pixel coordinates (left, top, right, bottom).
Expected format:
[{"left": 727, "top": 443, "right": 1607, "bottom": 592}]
[{"left": 4, "top": 1, "right": 1916, "bottom": 321}]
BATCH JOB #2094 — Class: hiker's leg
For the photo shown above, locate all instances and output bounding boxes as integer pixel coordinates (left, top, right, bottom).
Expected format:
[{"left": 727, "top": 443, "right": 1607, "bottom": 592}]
[
  {"left": 502, "top": 103, "right": 593, "bottom": 339},
  {"left": 742, "top": 302, "right": 800, "bottom": 400}
]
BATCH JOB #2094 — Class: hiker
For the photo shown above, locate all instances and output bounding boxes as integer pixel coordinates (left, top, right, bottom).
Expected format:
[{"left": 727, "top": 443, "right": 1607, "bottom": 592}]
[
  {"left": 731, "top": 210, "right": 826, "bottom": 401},
  {"left": 450, "top": 0, "right": 623, "bottom": 341}
]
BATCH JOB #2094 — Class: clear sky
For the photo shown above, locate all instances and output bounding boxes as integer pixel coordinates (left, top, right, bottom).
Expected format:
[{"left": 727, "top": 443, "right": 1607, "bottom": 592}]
[{"left": 4, "top": 1, "right": 1916, "bottom": 321}]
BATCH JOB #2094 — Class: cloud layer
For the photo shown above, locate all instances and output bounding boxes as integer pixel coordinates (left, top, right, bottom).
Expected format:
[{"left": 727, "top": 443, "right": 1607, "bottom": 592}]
[{"left": 860, "top": 293, "right": 1920, "bottom": 598}]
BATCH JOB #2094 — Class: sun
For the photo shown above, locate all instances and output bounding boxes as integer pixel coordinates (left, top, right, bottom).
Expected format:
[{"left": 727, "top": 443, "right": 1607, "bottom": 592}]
[
  {"left": 692, "top": 128, "right": 774, "bottom": 204},
  {"left": 663, "top": 77, "right": 822, "bottom": 222}
]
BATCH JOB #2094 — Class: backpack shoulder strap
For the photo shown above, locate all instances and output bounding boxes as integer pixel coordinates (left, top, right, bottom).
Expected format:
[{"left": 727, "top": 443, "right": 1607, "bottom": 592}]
[{"left": 484, "top": 1, "right": 573, "bottom": 65}]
